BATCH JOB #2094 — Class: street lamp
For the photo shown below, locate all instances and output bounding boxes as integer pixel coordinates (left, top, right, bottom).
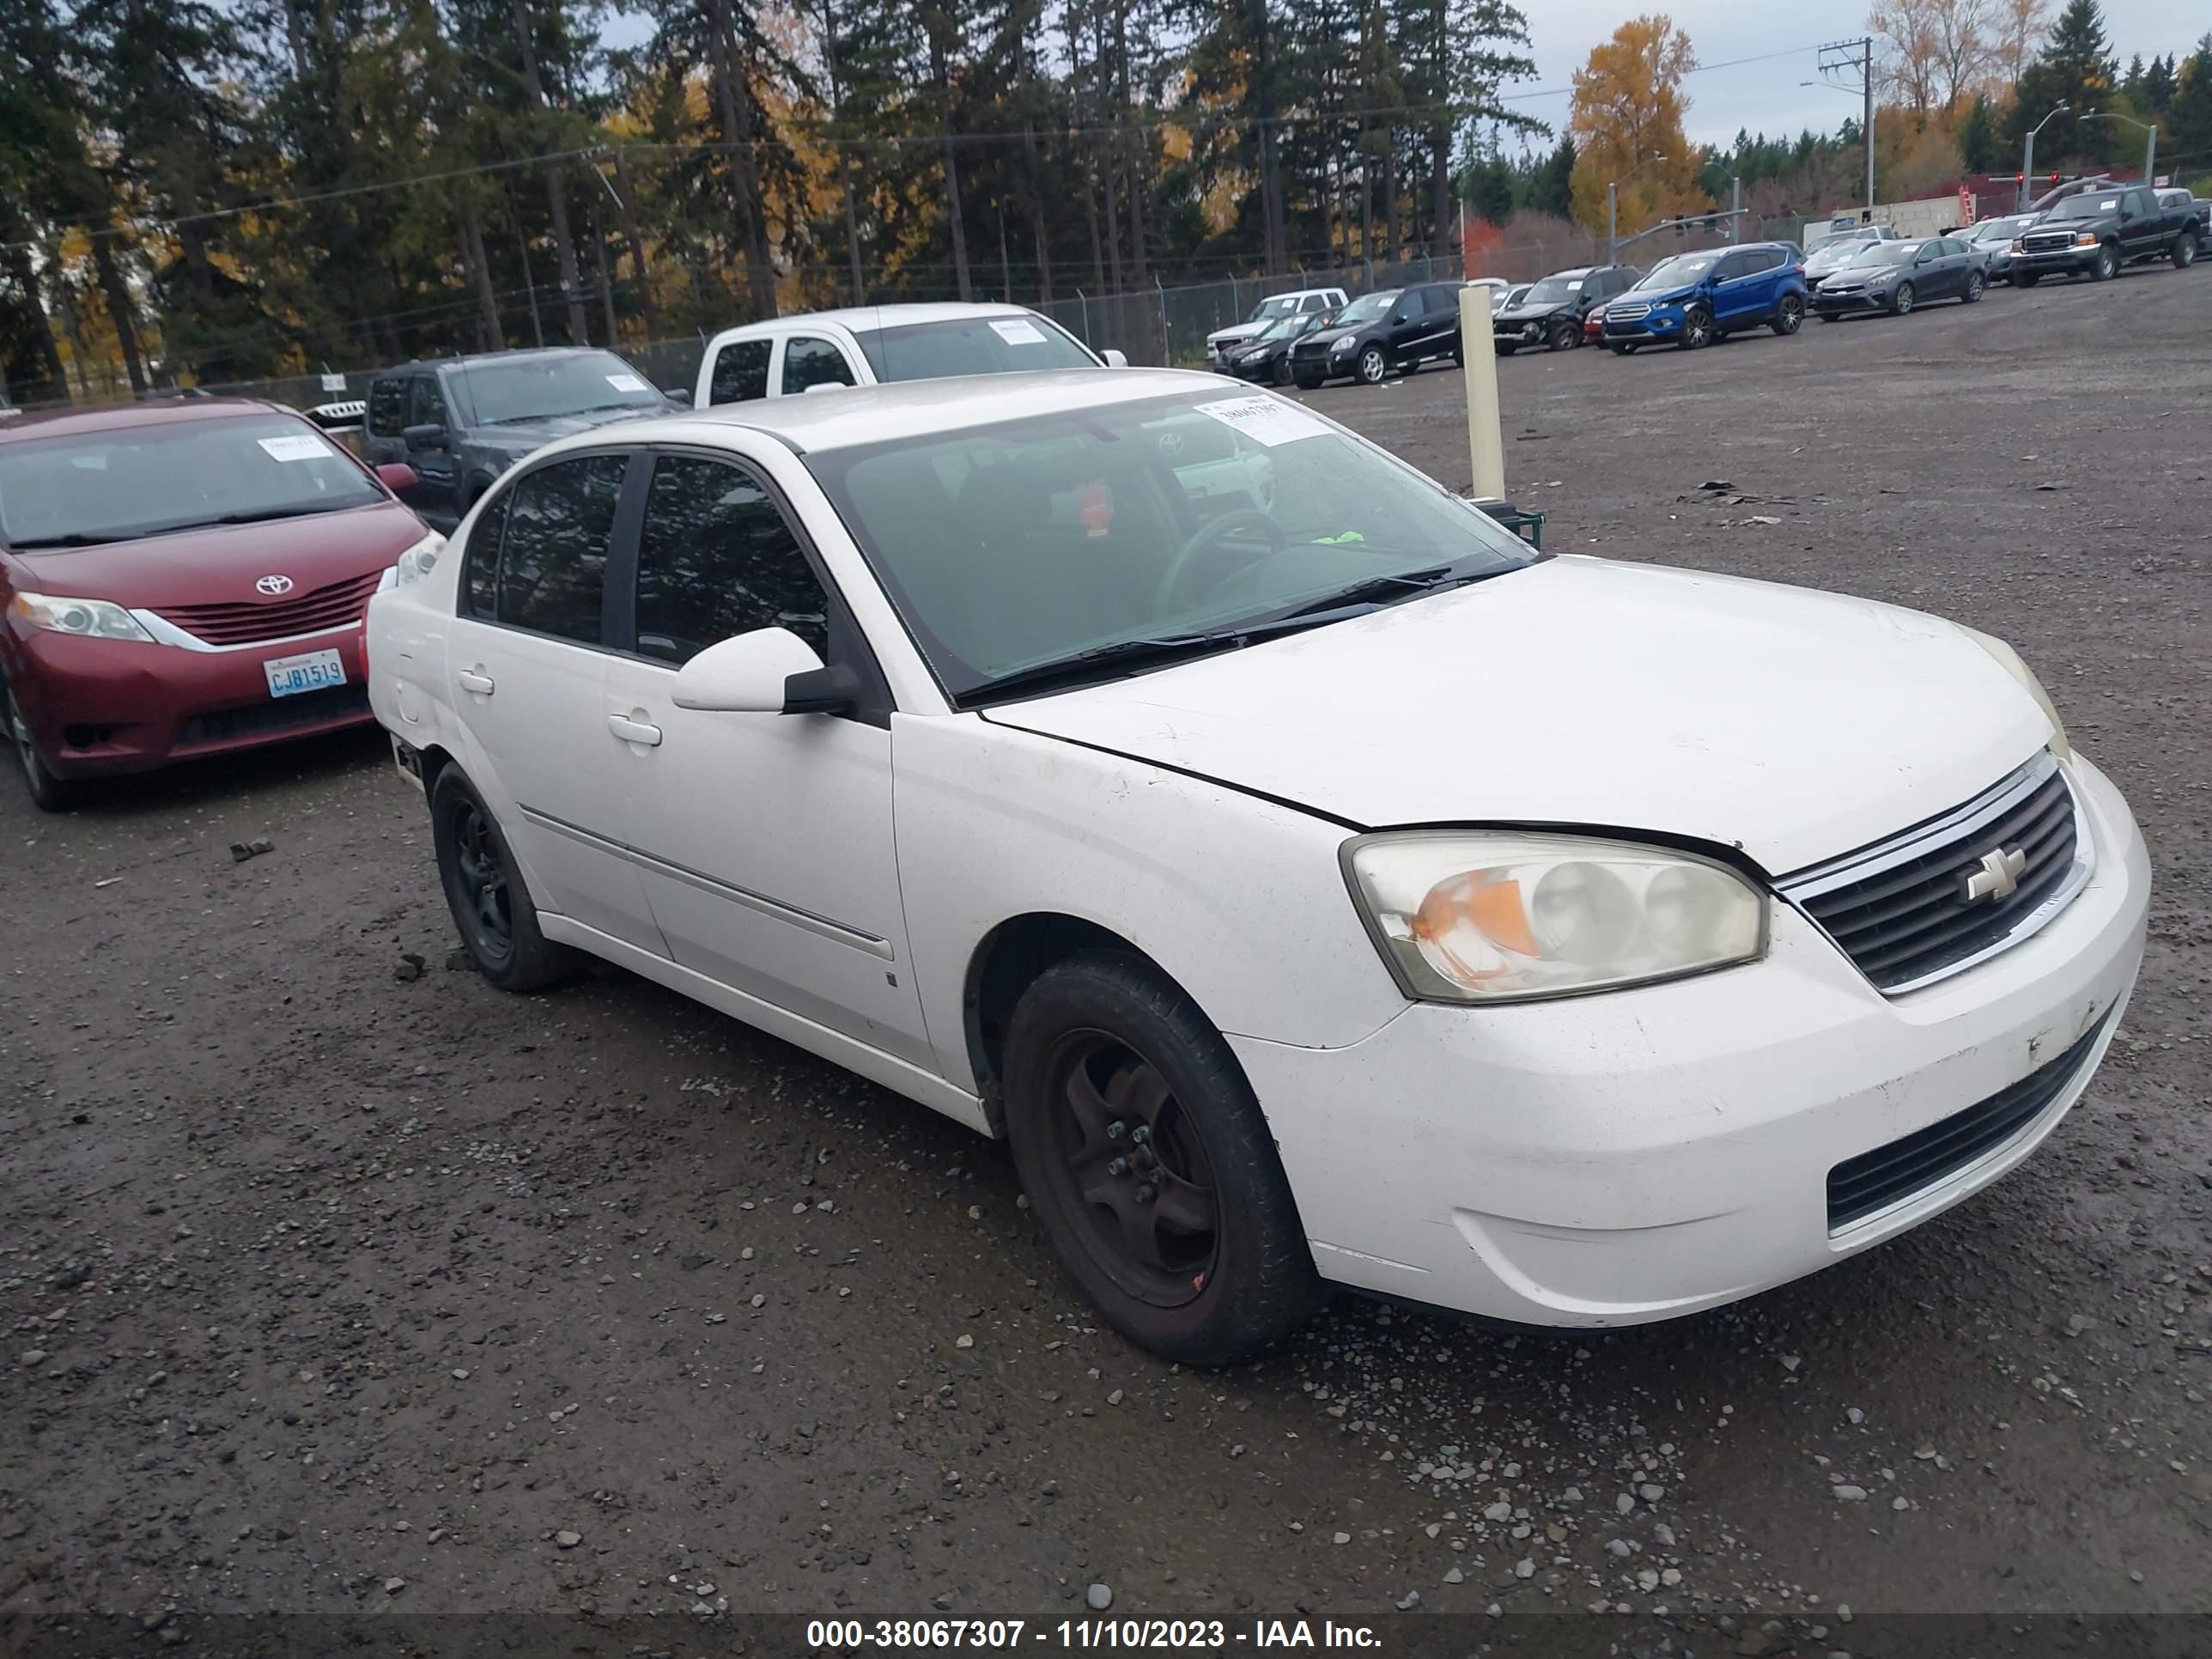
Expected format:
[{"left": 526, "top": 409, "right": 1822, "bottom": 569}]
[
  {"left": 2081, "top": 109, "right": 2158, "bottom": 195},
  {"left": 1607, "top": 152, "right": 1670, "bottom": 263},
  {"left": 2020, "top": 103, "right": 2070, "bottom": 210}
]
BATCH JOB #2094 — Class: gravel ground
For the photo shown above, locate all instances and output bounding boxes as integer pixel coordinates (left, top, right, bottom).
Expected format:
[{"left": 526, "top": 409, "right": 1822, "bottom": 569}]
[{"left": 3, "top": 263, "right": 2208, "bottom": 1656}]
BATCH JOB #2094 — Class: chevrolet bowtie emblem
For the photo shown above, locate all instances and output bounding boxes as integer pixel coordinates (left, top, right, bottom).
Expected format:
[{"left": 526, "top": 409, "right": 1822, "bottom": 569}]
[{"left": 1965, "top": 846, "right": 2027, "bottom": 902}]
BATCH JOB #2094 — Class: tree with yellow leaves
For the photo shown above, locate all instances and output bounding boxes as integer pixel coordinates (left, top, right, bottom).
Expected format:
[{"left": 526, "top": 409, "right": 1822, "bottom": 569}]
[{"left": 1566, "top": 16, "right": 1711, "bottom": 240}]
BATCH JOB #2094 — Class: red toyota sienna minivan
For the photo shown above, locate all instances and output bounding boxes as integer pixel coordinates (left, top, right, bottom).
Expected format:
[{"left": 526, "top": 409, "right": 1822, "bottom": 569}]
[{"left": 1, "top": 398, "right": 440, "bottom": 809}]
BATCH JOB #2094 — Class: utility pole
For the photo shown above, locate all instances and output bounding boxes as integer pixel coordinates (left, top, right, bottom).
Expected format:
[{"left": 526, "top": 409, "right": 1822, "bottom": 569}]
[
  {"left": 1607, "top": 182, "right": 1616, "bottom": 263},
  {"left": 2020, "top": 103, "right": 2071, "bottom": 210},
  {"left": 1817, "top": 39, "right": 1876, "bottom": 212}
]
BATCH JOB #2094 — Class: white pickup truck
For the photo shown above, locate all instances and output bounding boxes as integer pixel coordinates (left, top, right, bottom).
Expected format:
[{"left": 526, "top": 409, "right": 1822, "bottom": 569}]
[
  {"left": 691, "top": 303, "right": 1124, "bottom": 408},
  {"left": 1203, "top": 287, "right": 1349, "bottom": 367}
]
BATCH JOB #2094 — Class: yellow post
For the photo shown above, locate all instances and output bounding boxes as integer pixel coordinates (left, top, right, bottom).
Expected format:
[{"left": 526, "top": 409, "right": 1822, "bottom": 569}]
[{"left": 1457, "top": 285, "right": 1505, "bottom": 501}]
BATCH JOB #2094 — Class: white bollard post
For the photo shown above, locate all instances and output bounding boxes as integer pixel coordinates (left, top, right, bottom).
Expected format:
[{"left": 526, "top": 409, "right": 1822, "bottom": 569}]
[{"left": 1458, "top": 284, "right": 1505, "bottom": 502}]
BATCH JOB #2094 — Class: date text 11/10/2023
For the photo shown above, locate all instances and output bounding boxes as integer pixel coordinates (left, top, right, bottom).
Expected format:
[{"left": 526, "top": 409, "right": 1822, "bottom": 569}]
[{"left": 805, "top": 1620, "right": 1383, "bottom": 1650}]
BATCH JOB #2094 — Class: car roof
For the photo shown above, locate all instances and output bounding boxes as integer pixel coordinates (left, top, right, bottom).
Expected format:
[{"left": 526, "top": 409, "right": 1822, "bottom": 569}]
[
  {"left": 536, "top": 368, "right": 1224, "bottom": 459},
  {"left": 0, "top": 396, "right": 290, "bottom": 444},
  {"left": 711, "top": 302, "right": 1042, "bottom": 342},
  {"left": 380, "top": 346, "right": 613, "bottom": 376}
]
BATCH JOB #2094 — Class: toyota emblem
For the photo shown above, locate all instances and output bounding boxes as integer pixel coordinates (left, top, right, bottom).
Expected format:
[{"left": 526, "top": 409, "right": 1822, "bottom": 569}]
[{"left": 255, "top": 574, "right": 295, "bottom": 597}]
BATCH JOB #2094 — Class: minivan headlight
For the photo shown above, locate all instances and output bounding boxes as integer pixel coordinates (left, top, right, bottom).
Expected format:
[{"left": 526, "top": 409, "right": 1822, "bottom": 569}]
[
  {"left": 1960, "top": 625, "right": 2069, "bottom": 759},
  {"left": 1343, "top": 833, "right": 1767, "bottom": 1004},
  {"left": 380, "top": 532, "right": 446, "bottom": 591},
  {"left": 9, "top": 592, "right": 155, "bottom": 642}
]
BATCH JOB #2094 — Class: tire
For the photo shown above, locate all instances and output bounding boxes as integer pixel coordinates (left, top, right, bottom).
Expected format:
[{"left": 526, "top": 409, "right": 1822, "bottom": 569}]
[
  {"left": 2015, "top": 271, "right": 2040, "bottom": 288},
  {"left": 1891, "top": 282, "right": 1916, "bottom": 315},
  {"left": 1679, "top": 305, "right": 1714, "bottom": 349},
  {"left": 1961, "top": 271, "right": 1984, "bottom": 303},
  {"left": 5, "top": 684, "right": 77, "bottom": 811},
  {"left": 1495, "top": 343, "right": 1518, "bottom": 356},
  {"left": 430, "top": 767, "right": 582, "bottom": 993},
  {"left": 1356, "top": 345, "right": 1388, "bottom": 386},
  {"left": 2090, "top": 244, "right": 2118, "bottom": 282},
  {"left": 1547, "top": 318, "right": 1577, "bottom": 351},
  {"left": 1607, "top": 342, "right": 1631, "bottom": 355},
  {"left": 1292, "top": 371, "right": 1323, "bottom": 391},
  {"left": 1273, "top": 356, "right": 1294, "bottom": 387},
  {"left": 1817, "top": 312, "right": 1841, "bottom": 322},
  {"left": 1451, "top": 343, "right": 1465, "bottom": 368},
  {"left": 2173, "top": 231, "right": 2199, "bottom": 270},
  {"left": 1001, "top": 949, "right": 1321, "bottom": 1365},
  {"left": 1771, "top": 294, "right": 1804, "bottom": 335}
]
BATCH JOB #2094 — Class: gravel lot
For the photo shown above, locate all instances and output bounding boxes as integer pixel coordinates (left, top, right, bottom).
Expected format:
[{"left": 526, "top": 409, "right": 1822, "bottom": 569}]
[{"left": 3, "top": 264, "right": 2208, "bottom": 1656}]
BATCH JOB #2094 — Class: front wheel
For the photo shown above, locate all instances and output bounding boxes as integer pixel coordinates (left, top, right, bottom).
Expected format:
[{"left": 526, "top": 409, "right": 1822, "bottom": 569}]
[
  {"left": 1547, "top": 318, "right": 1577, "bottom": 350},
  {"left": 1292, "top": 371, "right": 1323, "bottom": 391},
  {"left": 6, "top": 685, "right": 77, "bottom": 811},
  {"left": 2091, "top": 244, "right": 2118, "bottom": 282},
  {"left": 1961, "top": 271, "right": 1985, "bottom": 303},
  {"left": 1679, "top": 305, "right": 1713, "bottom": 349},
  {"left": 1608, "top": 342, "right": 1635, "bottom": 355},
  {"left": 1817, "top": 312, "right": 1841, "bottom": 322},
  {"left": 431, "top": 768, "right": 582, "bottom": 992},
  {"left": 1771, "top": 295, "right": 1804, "bottom": 335},
  {"left": 2173, "top": 231, "right": 2199, "bottom": 270},
  {"left": 1495, "top": 343, "right": 1519, "bottom": 356},
  {"left": 1002, "top": 950, "right": 1321, "bottom": 1365},
  {"left": 1356, "top": 345, "right": 1389, "bottom": 386},
  {"left": 2015, "top": 270, "right": 2040, "bottom": 288},
  {"left": 1891, "top": 282, "right": 1917, "bottom": 315},
  {"left": 1273, "top": 356, "right": 1295, "bottom": 386}
]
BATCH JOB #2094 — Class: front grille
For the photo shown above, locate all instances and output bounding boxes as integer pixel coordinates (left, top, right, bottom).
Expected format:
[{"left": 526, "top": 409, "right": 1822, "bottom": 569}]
[
  {"left": 2022, "top": 230, "right": 2076, "bottom": 253},
  {"left": 1607, "top": 302, "right": 1652, "bottom": 322},
  {"left": 155, "top": 569, "right": 383, "bottom": 647},
  {"left": 1826, "top": 1014, "right": 2109, "bottom": 1230},
  {"left": 178, "top": 684, "right": 370, "bottom": 746},
  {"left": 1782, "top": 757, "right": 2087, "bottom": 994}
]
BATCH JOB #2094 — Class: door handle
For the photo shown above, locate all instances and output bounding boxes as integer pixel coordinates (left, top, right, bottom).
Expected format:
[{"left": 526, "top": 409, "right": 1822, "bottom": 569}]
[
  {"left": 457, "top": 666, "right": 495, "bottom": 696},
  {"left": 607, "top": 714, "right": 663, "bottom": 747}
]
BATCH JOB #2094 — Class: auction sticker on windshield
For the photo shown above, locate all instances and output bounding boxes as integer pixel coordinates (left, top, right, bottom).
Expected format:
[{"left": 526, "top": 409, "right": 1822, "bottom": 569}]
[
  {"left": 1194, "top": 395, "right": 1330, "bottom": 447},
  {"left": 988, "top": 319, "right": 1047, "bottom": 345},
  {"left": 264, "top": 648, "right": 346, "bottom": 699},
  {"left": 605, "top": 374, "right": 649, "bottom": 392},
  {"left": 258, "top": 434, "right": 334, "bottom": 463}
]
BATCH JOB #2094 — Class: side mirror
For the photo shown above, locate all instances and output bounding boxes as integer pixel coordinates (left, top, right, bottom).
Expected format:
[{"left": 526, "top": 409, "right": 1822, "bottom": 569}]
[
  {"left": 402, "top": 422, "right": 446, "bottom": 452},
  {"left": 1101, "top": 348, "right": 1128, "bottom": 368},
  {"left": 672, "top": 627, "right": 837, "bottom": 714},
  {"left": 664, "top": 386, "right": 693, "bottom": 406},
  {"left": 374, "top": 462, "right": 419, "bottom": 493}
]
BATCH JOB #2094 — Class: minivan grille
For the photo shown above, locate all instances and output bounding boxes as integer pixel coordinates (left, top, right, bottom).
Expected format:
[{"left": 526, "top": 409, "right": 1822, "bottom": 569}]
[
  {"left": 1781, "top": 758, "right": 2087, "bottom": 994},
  {"left": 155, "top": 569, "right": 384, "bottom": 647},
  {"left": 1826, "top": 1014, "right": 2107, "bottom": 1230}
]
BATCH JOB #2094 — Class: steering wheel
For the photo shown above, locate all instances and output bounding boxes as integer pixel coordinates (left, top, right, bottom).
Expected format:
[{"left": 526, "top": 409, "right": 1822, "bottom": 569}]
[{"left": 1152, "top": 507, "right": 1290, "bottom": 612}]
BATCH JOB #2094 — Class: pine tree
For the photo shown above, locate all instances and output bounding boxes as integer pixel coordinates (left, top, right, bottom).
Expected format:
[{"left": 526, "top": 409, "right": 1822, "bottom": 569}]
[{"left": 1959, "top": 93, "right": 2000, "bottom": 171}]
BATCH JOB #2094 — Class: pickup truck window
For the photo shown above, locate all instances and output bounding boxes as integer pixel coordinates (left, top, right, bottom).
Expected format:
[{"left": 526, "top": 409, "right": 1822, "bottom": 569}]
[
  {"left": 367, "top": 379, "right": 407, "bottom": 438},
  {"left": 709, "top": 339, "right": 772, "bottom": 405},
  {"left": 781, "top": 336, "right": 856, "bottom": 396}
]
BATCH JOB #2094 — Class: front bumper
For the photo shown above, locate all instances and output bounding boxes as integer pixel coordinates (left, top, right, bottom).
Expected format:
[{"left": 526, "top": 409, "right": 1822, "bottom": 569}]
[
  {"left": 1493, "top": 319, "right": 1550, "bottom": 347},
  {"left": 1601, "top": 307, "right": 1681, "bottom": 343},
  {"left": 1234, "top": 753, "right": 2149, "bottom": 1326},
  {"left": 1812, "top": 287, "right": 1888, "bottom": 313},
  {"left": 7, "top": 622, "right": 374, "bottom": 779},
  {"left": 2014, "top": 246, "right": 2099, "bottom": 277}
]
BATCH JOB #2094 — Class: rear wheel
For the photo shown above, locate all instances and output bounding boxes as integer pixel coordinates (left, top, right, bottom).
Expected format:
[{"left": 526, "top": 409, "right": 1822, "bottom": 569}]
[
  {"left": 2090, "top": 243, "right": 2118, "bottom": 282},
  {"left": 5, "top": 684, "right": 77, "bottom": 812},
  {"left": 1771, "top": 294, "right": 1804, "bottom": 335},
  {"left": 1679, "top": 305, "right": 1714, "bottom": 349},
  {"left": 1891, "top": 281, "right": 1917, "bottom": 315},
  {"left": 431, "top": 768, "right": 581, "bottom": 992},
  {"left": 1961, "top": 271, "right": 1985, "bottom": 303},
  {"left": 2173, "top": 231, "right": 2199, "bottom": 270},
  {"left": 1002, "top": 950, "right": 1320, "bottom": 1364},
  {"left": 1356, "top": 345, "right": 1389, "bottom": 386}
]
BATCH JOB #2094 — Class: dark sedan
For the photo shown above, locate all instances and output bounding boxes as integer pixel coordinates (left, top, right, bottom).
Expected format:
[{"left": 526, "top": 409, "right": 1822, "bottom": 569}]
[
  {"left": 1218, "top": 310, "right": 1335, "bottom": 385},
  {"left": 1811, "top": 237, "right": 1984, "bottom": 319}
]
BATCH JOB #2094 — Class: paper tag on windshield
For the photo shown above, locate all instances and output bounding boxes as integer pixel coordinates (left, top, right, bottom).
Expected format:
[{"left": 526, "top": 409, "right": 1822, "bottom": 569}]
[
  {"left": 1193, "top": 395, "right": 1329, "bottom": 448},
  {"left": 605, "top": 373, "right": 648, "bottom": 392},
  {"left": 988, "top": 318, "right": 1047, "bottom": 345},
  {"left": 258, "top": 434, "right": 333, "bottom": 463}
]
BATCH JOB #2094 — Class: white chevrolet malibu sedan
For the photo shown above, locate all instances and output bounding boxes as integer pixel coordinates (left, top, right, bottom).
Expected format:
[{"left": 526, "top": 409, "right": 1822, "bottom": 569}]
[{"left": 366, "top": 368, "right": 2148, "bottom": 1364}]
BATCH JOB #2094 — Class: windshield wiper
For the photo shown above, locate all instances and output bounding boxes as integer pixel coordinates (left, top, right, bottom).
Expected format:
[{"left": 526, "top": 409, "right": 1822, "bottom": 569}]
[
  {"left": 964, "top": 634, "right": 1251, "bottom": 703},
  {"left": 9, "top": 532, "right": 125, "bottom": 549},
  {"left": 1275, "top": 561, "right": 1522, "bottom": 621},
  {"left": 149, "top": 503, "right": 354, "bottom": 534}
]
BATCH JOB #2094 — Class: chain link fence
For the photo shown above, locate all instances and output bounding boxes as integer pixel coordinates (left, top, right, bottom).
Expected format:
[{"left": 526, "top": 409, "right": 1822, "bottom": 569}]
[{"left": 12, "top": 215, "right": 1826, "bottom": 415}]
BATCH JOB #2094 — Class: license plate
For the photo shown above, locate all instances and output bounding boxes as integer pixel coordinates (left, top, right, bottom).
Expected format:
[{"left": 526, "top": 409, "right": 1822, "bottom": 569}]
[{"left": 264, "top": 647, "right": 346, "bottom": 699}]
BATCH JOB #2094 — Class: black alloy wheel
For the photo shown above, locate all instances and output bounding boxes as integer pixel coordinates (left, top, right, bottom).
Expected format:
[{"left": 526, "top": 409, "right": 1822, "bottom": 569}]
[
  {"left": 430, "top": 768, "right": 580, "bottom": 991},
  {"left": 1771, "top": 294, "right": 1805, "bottom": 334},
  {"left": 1679, "top": 305, "right": 1714, "bottom": 349},
  {"left": 449, "top": 797, "right": 513, "bottom": 964}
]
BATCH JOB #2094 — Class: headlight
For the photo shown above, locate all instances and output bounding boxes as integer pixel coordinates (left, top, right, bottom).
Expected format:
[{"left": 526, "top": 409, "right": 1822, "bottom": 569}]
[
  {"left": 1342, "top": 833, "right": 1767, "bottom": 1004},
  {"left": 9, "top": 592, "right": 156, "bottom": 643},
  {"left": 1332, "top": 338, "right": 1355, "bottom": 354},
  {"left": 379, "top": 532, "right": 447, "bottom": 592},
  {"left": 2074, "top": 233, "right": 2098, "bottom": 247},
  {"left": 1960, "top": 625, "right": 2070, "bottom": 759}
]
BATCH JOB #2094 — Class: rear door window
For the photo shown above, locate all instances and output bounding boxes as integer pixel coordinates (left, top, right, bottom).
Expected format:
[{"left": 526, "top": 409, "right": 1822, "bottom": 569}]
[
  {"left": 367, "top": 379, "right": 407, "bottom": 438},
  {"left": 709, "top": 339, "right": 772, "bottom": 405},
  {"left": 485, "top": 453, "right": 628, "bottom": 645},
  {"left": 781, "top": 336, "right": 857, "bottom": 396}
]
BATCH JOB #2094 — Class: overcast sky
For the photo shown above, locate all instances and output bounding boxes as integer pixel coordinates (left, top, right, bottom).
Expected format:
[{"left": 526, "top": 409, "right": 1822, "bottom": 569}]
[{"left": 600, "top": 2, "right": 2201, "bottom": 155}]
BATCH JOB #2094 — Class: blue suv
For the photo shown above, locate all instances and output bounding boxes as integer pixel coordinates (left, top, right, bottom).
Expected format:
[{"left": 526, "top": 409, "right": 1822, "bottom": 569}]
[{"left": 1601, "top": 243, "right": 1808, "bottom": 353}]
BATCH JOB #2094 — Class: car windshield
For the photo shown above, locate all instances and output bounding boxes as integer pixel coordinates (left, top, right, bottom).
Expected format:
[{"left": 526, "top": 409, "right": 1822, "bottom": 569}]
[
  {"left": 1972, "top": 218, "right": 2024, "bottom": 240},
  {"left": 2049, "top": 193, "right": 2118, "bottom": 220},
  {"left": 462, "top": 350, "right": 665, "bottom": 424},
  {"left": 1252, "top": 316, "right": 1306, "bottom": 342},
  {"left": 1332, "top": 291, "right": 1396, "bottom": 325},
  {"left": 0, "top": 413, "right": 383, "bottom": 547},
  {"left": 1521, "top": 275, "right": 1584, "bottom": 305},
  {"left": 1850, "top": 241, "right": 1921, "bottom": 266},
  {"left": 850, "top": 316, "right": 1097, "bottom": 381},
  {"left": 1249, "top": 295, "right": 1304, "bottom": 322},
  {"left": 1632, "top": 254, "right": 1717, "bottom": 291},
  {"left": 1804, "top": 240, "right": 1870, "bottom": 272},
  {"left": 807, "top": 389, "right": 1540, "bottom": 700}
]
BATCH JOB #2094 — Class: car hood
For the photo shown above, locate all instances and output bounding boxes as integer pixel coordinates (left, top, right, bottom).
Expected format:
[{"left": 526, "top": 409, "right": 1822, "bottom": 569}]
[
  {"left": 1818, "top": 267, "right": 1893, "bottom": 287},
  {"left": 1207, "top": 322, "right": 1267, "bottom": 346},
  {"left": 1620, "top": 284, "right": 1697, "bottom": 307},
  {"left": 983, "top": 556, "right": 2051, "bottom": 876},
  {"left": 10, "top": 499, "right": 428, "bottom": 610},
  {"left": 1297, "top": 322, "right": 1369, "bottom": 350},
  {"left": 1497, "top": 302, "right": 1571, "bottom": 324},
  {"left": 468, "top": 404, "right": 672, "bottom": 451}
]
